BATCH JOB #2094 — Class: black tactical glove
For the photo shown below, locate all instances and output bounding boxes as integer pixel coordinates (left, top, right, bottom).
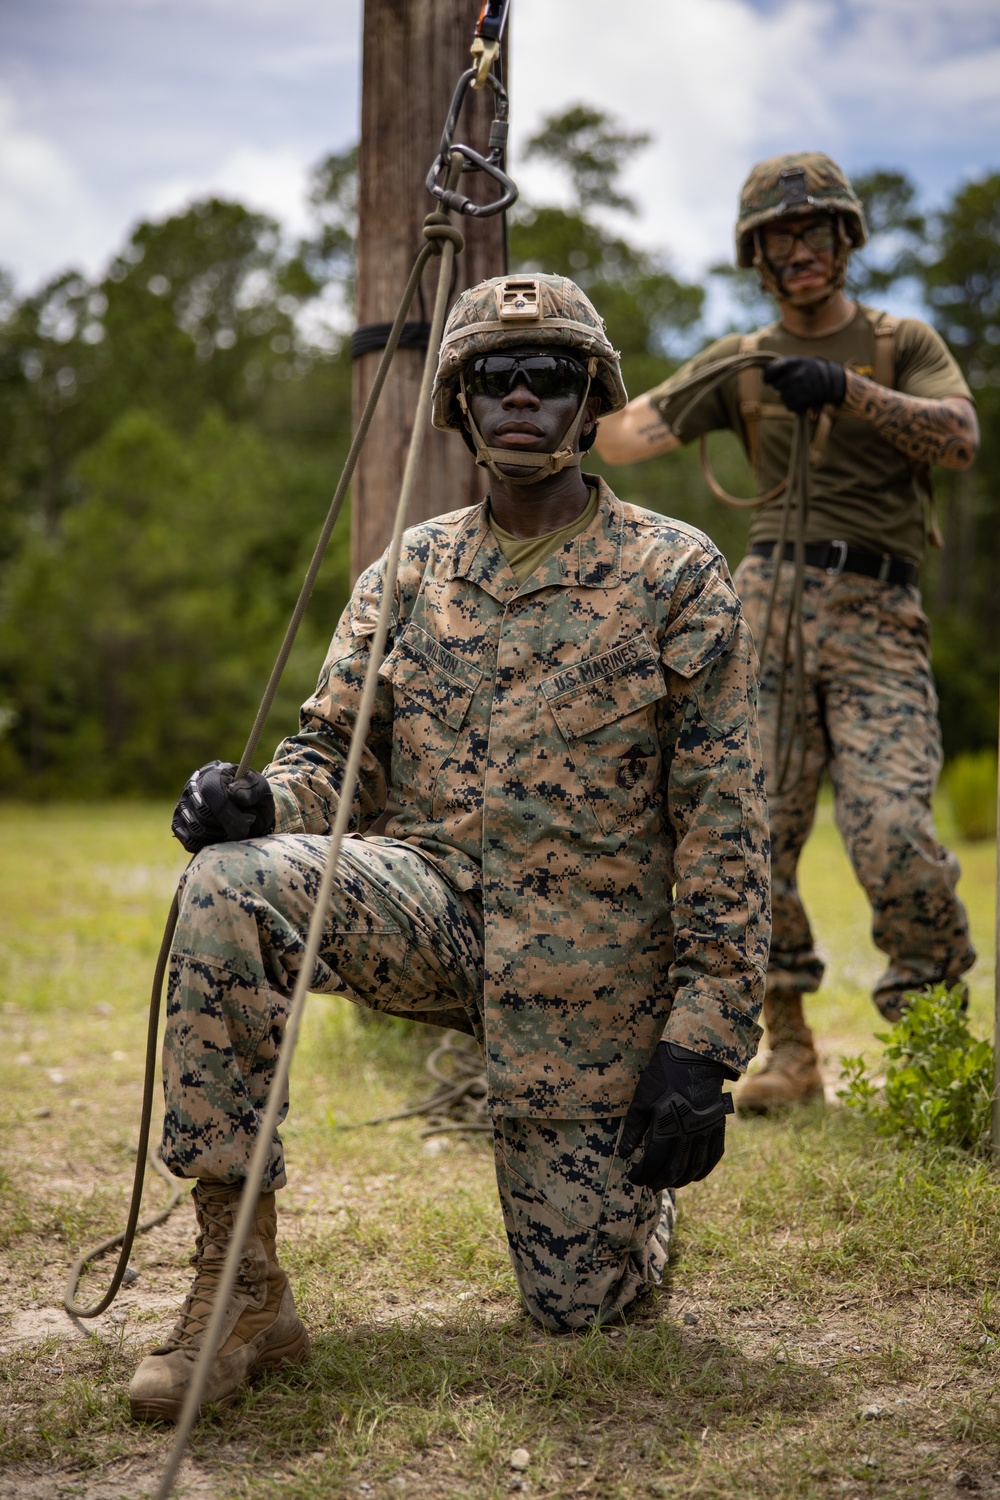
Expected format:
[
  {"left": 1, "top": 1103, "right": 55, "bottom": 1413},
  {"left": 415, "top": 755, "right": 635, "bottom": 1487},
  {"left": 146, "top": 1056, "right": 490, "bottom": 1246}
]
[
  {"left": 171, "top": 760, "right": 275, "bottom": 854},
  {"left": 619, "top": 1042, "right": 734, "bottom": 1191},
  {"left": 766, "top": 356, "right": 846, "bottom": 414}
]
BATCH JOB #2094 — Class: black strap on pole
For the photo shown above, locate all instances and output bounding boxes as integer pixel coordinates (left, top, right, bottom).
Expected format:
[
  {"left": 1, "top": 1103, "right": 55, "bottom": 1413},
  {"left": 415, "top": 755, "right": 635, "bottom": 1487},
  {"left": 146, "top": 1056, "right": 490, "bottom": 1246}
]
[{"left": 349, "top": 321, "right": 432, "bottom": 359}]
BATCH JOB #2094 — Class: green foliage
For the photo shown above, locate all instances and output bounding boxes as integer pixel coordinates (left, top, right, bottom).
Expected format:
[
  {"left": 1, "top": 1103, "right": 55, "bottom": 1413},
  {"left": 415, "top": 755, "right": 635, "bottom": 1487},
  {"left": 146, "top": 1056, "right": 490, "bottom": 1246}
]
[
  {"left": 923, "top": 172, "right": 1000, "bottom": 384},
  {"left": 942, "top": 749, "right": 998, "bottom": 840},
  {"left": 511, "top": 105, "right": 704, "bottom": 380},
  {"left": 300, "top": 145, "right": 359, "bottom": 312},
  {"left": 521, "top": 103, "right": 650, "bottom": 215},
  {"left": 839, "top": 985, "right": 994, "bottom": 1152},
  {"left": 930, "top": 609, "right": 1000, "bottom": 760},
  {"left": 0, "top": 178, "right": 358, "bottom": 795},
  {"left": 1, "top": 119, "right": 1000, "bottom": 793},
  {"left": 848, "top": 168, "right": 927, "bottom": 298},
  {"left": 0, "top": 408, "right": 349, "bottom": 794},
  {"left": 918, "top": 172, "right": 1000, "bottom": 763}
]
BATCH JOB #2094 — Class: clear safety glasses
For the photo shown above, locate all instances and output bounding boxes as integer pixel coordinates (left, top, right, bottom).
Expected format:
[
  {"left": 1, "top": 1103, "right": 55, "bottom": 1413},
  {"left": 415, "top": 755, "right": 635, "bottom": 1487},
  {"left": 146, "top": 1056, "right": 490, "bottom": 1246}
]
[
  {"left": 464, "top": 353, "right": 590, "bottom": 401},
  {"left": 762, "top": 219, "right": 837, "bottom": 265}
]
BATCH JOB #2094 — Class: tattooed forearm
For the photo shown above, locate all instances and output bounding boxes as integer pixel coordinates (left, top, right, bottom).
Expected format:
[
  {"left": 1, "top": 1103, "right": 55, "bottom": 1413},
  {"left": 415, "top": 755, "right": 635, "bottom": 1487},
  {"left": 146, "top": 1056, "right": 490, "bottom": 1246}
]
[
  {"left": 595, "top": 395, "right": 680, "bottom": 464},
  {"left": 842, "top": 372, "right": 979, "bottom": 470}
]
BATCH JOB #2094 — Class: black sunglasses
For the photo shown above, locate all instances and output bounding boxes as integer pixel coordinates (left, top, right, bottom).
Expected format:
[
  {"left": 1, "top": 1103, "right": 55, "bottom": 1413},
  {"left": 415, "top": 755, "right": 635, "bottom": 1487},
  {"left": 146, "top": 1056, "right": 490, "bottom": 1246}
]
[{"left": 464, "top": 353, "right": 590, "bottom": 401}]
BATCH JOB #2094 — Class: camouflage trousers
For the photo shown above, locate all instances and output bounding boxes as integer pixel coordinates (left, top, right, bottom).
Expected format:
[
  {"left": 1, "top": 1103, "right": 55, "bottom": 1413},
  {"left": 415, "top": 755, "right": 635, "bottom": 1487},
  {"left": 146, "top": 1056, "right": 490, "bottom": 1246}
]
[
  {"left": 735, "top": 555, "right": 975, "bottom": 1016},
  {"left": 160, "top": 832, "right": 668, "bottom": 1331}
]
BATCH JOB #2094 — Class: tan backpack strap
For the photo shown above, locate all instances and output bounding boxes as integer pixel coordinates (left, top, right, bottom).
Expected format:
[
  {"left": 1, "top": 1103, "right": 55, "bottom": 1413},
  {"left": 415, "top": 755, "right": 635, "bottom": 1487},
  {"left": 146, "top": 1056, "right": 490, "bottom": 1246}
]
[
  {"left": 737, "top": 331, "right": 763, "bottom": 472},
  {"left": 866, "top": 309, "right": 940, "bottom": 544},
  {"left": 809, "top": 310, "right": 897, "bottom": 466},
  {"left": 871, "top": 311, "right": 897, "bottom": 388}
]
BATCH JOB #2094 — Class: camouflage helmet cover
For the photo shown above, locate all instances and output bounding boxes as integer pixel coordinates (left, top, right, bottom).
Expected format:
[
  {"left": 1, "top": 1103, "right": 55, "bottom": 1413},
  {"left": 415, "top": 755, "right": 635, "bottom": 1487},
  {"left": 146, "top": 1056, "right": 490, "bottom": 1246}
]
[
  {"left": 432, "top": 273, "right": 627, "bottom": 433},
  {"left": 735, "top": 152, "right": 868, "bottom": 267}
]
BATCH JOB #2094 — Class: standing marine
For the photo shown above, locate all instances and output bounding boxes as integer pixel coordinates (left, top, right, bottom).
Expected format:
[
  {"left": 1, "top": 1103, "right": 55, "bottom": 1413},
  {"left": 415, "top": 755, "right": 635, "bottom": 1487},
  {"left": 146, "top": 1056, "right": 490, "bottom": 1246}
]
[
  {"left": 597, "top": 152, "right": 978, "bottom": 1112},
  {"left": 127, "top": 273, "right": 769, "bottom": 1422}
]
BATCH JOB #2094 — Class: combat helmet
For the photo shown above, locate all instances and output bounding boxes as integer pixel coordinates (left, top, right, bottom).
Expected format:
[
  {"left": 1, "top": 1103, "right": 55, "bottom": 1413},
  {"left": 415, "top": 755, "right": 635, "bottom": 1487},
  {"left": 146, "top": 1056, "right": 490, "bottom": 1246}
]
[
  {"left": 736, "top": 152, "right": 868, "bottom": 265},
  {"left": 432, "top": 273, "right": 627, "bottom": 485},
  {"left": 736, "top": 152, "right": 867, "bottom": 305}
]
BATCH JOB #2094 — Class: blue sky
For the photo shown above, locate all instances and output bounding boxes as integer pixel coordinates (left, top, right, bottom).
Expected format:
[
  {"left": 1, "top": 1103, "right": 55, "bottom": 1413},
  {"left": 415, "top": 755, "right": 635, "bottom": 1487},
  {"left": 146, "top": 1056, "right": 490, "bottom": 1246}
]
[{"left": 2, "top": 0, "right": 998, "bottom": 315}]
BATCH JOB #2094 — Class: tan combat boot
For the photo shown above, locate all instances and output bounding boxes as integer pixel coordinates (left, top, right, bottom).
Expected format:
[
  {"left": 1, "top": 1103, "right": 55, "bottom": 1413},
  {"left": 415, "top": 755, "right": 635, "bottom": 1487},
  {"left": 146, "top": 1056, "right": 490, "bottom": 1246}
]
[
  {"left": 735, "top": 988, "right": 825, "bottom": 1114},
  {"left": 129, "top": 1180, "right": 309, "bottom": 1422}
]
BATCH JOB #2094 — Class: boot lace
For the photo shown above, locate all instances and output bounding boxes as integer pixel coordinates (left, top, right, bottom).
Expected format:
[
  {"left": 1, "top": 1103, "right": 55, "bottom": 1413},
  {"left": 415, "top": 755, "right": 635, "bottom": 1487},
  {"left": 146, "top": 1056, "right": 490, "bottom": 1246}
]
[{"left": 160, "top": 1192, "right": 264, "bottom": 1353}]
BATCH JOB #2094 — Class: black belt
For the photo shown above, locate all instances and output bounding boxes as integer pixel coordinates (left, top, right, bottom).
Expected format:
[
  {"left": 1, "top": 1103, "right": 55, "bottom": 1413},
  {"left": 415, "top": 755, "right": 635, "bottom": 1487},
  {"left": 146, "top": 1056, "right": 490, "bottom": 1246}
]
[{"left": 749, "top": 540, "right": 919, "bottom": 589}]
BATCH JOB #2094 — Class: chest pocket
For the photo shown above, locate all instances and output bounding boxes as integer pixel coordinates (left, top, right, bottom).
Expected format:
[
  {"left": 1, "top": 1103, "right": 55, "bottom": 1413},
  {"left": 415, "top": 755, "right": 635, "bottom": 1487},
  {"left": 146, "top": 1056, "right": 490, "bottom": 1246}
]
[
  {"left": 541, "top": 633, "right": 668, "bottom": 834},
  {"left": 379, "top": 625, "right": 483, "bottom": 791}
]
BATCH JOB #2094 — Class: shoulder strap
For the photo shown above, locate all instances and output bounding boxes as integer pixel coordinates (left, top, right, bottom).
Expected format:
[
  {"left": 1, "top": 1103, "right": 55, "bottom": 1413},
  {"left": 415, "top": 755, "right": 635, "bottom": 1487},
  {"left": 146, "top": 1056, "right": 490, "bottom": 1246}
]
[
  {"left": 870, "top": 310, "right": 897, "bottom": 388},
  {"left": 809, "top": 308, "right": 898, "bottom": 467},
  {"left": 737, "top": 327, "right": 769, "bottom": 474},
  {"left": 859, "top": 307, "right": 941, "bottom": 545}
]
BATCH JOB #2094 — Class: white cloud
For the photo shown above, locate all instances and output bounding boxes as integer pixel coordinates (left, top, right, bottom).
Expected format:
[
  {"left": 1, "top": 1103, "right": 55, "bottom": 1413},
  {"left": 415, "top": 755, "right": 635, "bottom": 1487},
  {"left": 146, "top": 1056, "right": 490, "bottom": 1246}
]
[
  {"left": 145, "top": 145, "right": 315, "bottom": 240},
  {"left": 0, "top": 0, "right": 996, "bottom": 297},
  {"left": 511, "top": 0, "right": 1000, "bottom": 278},
  {"left": 0, "top": 90, "right": 113, "bottom": 288}
]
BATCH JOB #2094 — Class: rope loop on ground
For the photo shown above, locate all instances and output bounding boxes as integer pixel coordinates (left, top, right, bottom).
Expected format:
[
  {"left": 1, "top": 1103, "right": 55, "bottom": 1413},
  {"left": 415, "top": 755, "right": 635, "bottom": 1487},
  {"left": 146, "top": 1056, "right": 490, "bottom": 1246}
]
[{"left": 339, "top": 1032, "right": 491, "bottom": 1136}]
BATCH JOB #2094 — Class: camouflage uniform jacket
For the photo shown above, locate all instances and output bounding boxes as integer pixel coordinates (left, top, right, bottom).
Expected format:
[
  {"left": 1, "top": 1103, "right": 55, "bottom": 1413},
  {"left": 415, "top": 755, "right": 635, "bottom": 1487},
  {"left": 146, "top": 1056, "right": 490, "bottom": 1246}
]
[{"left": 266, "top": 478, "right": 768, "bottom": 1117}]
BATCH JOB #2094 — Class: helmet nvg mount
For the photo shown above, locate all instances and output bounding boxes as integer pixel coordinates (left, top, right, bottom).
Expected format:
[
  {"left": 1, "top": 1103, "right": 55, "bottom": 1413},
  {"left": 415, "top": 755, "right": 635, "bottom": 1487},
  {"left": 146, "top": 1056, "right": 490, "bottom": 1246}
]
[
  {"left": 432, "top": 273, "right": 627, "bottom": 485},
  {"left": 735, "top": 151, "right": 868, "bottom": 307}
]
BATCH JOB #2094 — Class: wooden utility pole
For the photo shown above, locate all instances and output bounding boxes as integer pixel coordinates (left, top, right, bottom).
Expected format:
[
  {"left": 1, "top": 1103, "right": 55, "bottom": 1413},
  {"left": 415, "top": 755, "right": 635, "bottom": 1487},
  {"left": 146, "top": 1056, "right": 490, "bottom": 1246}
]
[
  {"left": 994, "top": 703, "right": 1000, "bottom": 1156},
  {"left": 351, "top": 0, "right": 509, "bottom": 579}
]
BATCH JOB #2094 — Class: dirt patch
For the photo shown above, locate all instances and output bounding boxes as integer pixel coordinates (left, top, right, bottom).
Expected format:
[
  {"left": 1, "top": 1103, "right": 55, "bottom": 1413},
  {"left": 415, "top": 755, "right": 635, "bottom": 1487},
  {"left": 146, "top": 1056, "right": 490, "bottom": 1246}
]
[{"left": 0, "top": 1456, "right": 226, "bottom": 1499}]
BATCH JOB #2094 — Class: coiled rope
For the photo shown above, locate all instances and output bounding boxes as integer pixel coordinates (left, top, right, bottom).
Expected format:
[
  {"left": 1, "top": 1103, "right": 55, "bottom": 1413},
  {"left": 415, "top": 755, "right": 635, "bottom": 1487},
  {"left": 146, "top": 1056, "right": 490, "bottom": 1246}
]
[{"left": 663, "top": 351, "right": 813, "bottom": 793}]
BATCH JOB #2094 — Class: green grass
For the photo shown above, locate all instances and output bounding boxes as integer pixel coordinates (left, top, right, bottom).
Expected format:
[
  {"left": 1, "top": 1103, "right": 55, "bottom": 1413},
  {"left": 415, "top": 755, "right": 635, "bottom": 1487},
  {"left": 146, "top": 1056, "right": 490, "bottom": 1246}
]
[{"left": 1, "top": 798, "right": 999, "bottom": 1499}]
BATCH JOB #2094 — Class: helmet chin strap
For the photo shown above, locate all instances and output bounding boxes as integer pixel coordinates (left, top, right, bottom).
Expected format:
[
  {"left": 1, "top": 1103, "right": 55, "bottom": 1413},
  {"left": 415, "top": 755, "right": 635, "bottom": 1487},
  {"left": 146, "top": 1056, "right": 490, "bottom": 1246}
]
[
  {"left": 457, "top": 360, "right": 596, "bottom": 487},
  {"left": 752, "top": 216, "right": 851, "bottom": 311}
]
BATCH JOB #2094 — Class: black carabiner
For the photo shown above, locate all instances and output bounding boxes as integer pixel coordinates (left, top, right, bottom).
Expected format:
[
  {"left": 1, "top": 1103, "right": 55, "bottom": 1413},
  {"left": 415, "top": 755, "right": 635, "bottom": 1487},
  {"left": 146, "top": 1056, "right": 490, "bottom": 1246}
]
[{"left": 426, "top": 69, "right": 517, "bottom": 220}]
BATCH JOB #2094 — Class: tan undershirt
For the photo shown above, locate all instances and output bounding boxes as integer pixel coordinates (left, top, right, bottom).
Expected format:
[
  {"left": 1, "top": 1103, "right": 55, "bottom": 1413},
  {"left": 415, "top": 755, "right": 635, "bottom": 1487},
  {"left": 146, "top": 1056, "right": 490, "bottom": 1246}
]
[{"left": 488, "top": 486, "right": 600, "bottom": 586}]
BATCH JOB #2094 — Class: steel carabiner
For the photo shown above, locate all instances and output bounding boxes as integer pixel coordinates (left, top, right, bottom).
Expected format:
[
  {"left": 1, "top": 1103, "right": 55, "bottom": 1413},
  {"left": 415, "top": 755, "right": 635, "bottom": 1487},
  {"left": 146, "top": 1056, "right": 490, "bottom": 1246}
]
[{"left": 425, "top": 68, "right": 517, "bottom": 220}]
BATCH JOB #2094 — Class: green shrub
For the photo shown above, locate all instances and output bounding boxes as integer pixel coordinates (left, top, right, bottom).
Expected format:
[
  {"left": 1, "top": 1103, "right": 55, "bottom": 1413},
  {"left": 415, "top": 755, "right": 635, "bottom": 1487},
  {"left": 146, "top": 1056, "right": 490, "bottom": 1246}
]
[
  {"left": 943, "top": 750, "right": 998, "bottom": 841},
  {"left": 839, "top": 984, "right": 994, "bottom": 1153}
]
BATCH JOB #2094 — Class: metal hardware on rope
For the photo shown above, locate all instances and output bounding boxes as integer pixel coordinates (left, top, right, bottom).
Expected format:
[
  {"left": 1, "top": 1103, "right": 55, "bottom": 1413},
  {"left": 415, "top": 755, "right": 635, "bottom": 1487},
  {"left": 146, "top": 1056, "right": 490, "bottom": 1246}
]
[
  {"left": 153, "top": 156, "right": 467, "bottom": 1500},
  {"left": 426, "top": 69, "right": 516, "bottom": 218},
  {"left": 470, "top": 0, "right": 510, "bottom": 87},
  {"left": 350, "top": 321, "right": 432, "bottom": 359}
]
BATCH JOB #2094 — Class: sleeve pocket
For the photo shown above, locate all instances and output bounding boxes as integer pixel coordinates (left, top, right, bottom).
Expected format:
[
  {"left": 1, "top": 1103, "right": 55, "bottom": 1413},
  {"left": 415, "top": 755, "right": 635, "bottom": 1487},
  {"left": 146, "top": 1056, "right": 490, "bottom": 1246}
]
[{"left": 660, "top": 567, "right": 741, "bottom": 680}]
